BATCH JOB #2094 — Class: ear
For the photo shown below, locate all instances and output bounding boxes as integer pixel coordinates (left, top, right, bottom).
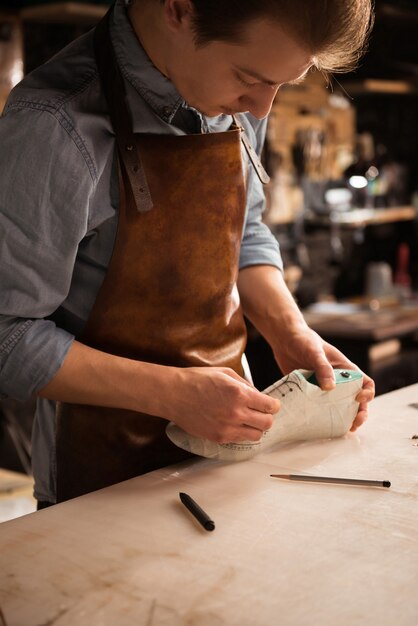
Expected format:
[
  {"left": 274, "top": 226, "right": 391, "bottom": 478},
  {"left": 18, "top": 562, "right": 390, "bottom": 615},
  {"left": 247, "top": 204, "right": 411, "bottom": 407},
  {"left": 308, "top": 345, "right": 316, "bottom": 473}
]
[{"left": 163, "top": 0, "right": 195, "bottom": 32}]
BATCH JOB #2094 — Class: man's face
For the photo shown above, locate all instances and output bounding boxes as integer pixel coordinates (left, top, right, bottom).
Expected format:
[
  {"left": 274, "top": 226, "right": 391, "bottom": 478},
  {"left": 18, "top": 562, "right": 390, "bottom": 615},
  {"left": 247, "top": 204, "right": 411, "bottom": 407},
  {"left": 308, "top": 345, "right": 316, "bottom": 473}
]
[{"left": 165, "top": 17, "right": 313, "bottom": 119}]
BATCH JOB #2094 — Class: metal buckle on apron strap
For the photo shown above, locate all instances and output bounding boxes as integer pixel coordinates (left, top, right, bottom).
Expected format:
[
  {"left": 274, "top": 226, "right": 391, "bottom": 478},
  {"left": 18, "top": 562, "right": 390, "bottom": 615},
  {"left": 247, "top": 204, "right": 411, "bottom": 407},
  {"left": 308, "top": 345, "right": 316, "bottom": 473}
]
[{"left": 232, "top": 115, "right": 270, "bottom": 185}]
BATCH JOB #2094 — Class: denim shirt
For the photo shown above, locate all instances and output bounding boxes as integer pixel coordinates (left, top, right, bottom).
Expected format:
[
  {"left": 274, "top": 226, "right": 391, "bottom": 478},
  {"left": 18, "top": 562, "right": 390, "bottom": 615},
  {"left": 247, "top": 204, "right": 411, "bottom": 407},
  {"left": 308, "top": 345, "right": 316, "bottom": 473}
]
[{"left": 0, "top": 0, "right": 282, "bottom": 501}]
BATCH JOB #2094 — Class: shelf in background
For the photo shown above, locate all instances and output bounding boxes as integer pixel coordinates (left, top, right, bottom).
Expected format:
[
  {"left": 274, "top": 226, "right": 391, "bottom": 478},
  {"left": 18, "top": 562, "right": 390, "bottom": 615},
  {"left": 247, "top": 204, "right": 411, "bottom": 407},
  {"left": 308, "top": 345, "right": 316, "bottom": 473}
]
[
  {"left": 304, "top": 205, "right": 417, "bottom": 229},
  {"left": 21, "top": 2, "right": 108, "bottom": 24},
  {"left": 379, "top": 2, "right": 418, "bottom": 22},
  {"left": 341, "top": 79, "right": 418, "bottom": 96}
]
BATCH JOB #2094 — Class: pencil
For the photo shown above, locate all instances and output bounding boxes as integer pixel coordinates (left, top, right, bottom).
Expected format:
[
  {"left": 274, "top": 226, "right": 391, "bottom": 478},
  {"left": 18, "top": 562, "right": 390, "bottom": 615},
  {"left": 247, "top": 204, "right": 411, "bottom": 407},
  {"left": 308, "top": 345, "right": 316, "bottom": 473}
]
[
  {"left": 179, "top": 492, "right": 215, "bottom": 531},
  {"left": 270, "top": 474, "right": 391, "bottom": 488}
]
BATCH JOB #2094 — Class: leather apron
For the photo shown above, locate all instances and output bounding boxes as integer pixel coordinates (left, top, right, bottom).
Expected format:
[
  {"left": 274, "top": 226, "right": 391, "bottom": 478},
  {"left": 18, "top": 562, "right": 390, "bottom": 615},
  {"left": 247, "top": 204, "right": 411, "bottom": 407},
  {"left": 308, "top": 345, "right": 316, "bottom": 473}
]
[{"left": 55, "top": 10, "right": 249, "bottom": 502}]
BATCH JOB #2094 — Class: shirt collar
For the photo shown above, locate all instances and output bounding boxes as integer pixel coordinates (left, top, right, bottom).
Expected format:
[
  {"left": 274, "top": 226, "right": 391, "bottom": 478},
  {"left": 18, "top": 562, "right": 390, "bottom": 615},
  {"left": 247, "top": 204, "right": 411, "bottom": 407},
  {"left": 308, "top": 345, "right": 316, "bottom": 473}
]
[
  {"left": 110, "top": 1, "right": 232, "bottom": 134},
  {"left": 110, "top": 0, "right": 183, "bottom": 124}
]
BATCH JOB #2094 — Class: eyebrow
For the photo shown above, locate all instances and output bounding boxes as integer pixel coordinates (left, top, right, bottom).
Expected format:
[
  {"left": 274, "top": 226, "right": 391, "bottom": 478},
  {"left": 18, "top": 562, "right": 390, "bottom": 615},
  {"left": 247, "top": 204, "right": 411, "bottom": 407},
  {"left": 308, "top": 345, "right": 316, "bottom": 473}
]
[
  {"left": 235, "top": 65, "right": 311, "bottom": 87},
  {"left": 234, "top": 66, "right": 278, "bottom": 86}
]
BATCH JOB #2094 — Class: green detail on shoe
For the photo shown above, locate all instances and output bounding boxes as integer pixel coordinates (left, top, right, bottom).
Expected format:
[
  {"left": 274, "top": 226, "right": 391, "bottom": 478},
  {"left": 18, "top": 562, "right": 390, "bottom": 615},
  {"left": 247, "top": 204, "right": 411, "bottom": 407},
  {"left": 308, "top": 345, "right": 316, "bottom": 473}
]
[{"left": 305, "top": 369, "right": 363, "bottom": 387}]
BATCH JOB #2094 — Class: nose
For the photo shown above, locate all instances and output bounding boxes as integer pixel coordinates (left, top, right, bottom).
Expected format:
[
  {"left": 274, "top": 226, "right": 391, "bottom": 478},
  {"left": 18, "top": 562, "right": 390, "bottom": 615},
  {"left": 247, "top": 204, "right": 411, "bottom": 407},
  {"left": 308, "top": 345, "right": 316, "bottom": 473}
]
[{"left": 239, "top": 85, "right": 280, "bottom": 119}]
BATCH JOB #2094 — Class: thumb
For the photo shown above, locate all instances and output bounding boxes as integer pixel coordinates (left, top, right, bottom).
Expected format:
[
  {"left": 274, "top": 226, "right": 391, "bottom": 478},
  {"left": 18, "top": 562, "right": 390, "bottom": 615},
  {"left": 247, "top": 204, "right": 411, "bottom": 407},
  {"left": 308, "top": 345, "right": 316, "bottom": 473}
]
[{"left": 312, "top": 358, "right": 336, "bottom": 391}]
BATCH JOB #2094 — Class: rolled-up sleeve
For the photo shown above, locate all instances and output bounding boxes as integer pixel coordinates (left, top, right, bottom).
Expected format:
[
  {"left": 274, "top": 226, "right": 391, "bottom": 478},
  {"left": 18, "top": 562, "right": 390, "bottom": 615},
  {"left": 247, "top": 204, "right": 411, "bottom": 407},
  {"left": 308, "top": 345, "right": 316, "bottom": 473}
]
[
  {"left": 0, "top": 104, "right": 94, "bottom": 400},
  {"left": 239, "top": 115, "right": 283, "bottom": 272}
]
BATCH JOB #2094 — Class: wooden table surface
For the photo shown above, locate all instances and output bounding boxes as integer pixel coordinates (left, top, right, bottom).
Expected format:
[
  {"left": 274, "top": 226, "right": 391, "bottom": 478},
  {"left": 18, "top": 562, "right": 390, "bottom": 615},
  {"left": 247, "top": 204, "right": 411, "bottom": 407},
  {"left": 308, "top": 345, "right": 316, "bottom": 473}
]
[{"left": 1, "top": 384, "right": 418, "bottom": 626}]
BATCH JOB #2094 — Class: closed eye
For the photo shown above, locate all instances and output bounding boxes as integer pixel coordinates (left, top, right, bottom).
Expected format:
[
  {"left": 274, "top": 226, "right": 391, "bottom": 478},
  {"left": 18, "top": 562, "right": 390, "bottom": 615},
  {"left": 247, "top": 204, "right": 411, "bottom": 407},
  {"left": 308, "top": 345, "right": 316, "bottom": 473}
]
[
  {"left": 235, "top": 70, "right": 280, "bottom": 91},
  {"left": 235, "top": 71, "right": 257, "bottom": 88}
]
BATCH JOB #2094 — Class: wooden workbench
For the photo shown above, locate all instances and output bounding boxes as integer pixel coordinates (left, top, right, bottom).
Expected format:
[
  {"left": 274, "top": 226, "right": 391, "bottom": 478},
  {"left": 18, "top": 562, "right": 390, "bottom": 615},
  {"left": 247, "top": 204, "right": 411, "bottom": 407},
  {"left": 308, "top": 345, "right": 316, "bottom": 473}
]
[{"left": 1, "top": 384, "right": 418, "bottom": 626}]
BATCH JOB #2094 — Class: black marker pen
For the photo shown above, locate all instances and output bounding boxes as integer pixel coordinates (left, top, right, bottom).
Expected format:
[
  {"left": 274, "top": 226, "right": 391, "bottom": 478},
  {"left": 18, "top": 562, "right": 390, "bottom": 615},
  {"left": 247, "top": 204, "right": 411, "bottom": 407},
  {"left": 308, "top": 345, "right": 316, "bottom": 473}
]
[{"left": 179, "top": 492, "right": 215, "bottom": 531}]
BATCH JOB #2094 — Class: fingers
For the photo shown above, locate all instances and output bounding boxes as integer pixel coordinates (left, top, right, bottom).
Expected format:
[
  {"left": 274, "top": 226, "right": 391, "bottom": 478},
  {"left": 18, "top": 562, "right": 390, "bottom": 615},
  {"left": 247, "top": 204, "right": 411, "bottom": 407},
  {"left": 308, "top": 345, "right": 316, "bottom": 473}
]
[
  {"left": 247, "top": 387, "right": 281, "bottom": 415},
  {"left": 357, "top": 373, "right": 375, "bottom": 402},
  {"left": 350, "top": 402, "right": 369, "bottom": 431},
  {"left": 216, "top": 378, "right": 279, "bottom": 440},
  {"left": 299, "top": 340, "right": 342, "bottom": 390},
  {"left": 230, "top": 424, "right": 267, "bottom": 443},
  {"left": 242, "top": 387, "right": 279, "bottom": 432},
  {"left": 311, "top": 359, "right": 336, "bottom": 391},
  {"left": 351, "top": 373, "right": 374, "bottom": 430},
  {"left": 309, "top": 353, "right": 374, "bottom": 432},
  {"left": 221, "top": 367, "right": 254, "bottom": 388},
  {"left": 175, "top": 366, "right": 280, "bottom": 443},
  {"left": 351, "top": 373, "right": 375, "bottom": 431},
  {"left": 212, "top": 419, "right": 270, "bottom": 444},
  {"left": 355, "top": 387, "right": 374, "bottom": 404},
  {"left": 222, "top": 368, "right": 280, "bottom": 429},
  {"left": 316, "top": 344, "right": 376, "bottom": 416}
]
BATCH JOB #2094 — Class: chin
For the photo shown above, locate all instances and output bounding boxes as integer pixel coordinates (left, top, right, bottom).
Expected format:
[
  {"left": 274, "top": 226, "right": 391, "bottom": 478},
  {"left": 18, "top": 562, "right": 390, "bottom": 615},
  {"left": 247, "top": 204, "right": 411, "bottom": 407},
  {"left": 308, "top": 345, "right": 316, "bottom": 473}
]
[
  {"left": 192, "top": 102, "right": 233, "bottom": 117},
  {"left": 205, "top": 110, "right": 227, "bottom": 118},
  {"left": 195, "top": 106, "right": 224, "bottom": 117},
  {"left": 221, "top": 106, "right": 249, "bottom": 116}
]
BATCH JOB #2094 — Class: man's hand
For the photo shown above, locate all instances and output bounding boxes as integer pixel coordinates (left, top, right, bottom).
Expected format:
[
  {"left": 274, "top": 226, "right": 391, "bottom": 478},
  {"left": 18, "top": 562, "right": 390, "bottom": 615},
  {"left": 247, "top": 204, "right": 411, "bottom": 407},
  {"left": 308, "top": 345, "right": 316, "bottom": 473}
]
[
  {"left": 237, "top": 264, "right": 375, "bottom": 432},
  {"left": 163, "top": 366, "right": 280, "bottom": 443},
  {"left": 272, "top": 325, "right": 375, "bottom": 431}
]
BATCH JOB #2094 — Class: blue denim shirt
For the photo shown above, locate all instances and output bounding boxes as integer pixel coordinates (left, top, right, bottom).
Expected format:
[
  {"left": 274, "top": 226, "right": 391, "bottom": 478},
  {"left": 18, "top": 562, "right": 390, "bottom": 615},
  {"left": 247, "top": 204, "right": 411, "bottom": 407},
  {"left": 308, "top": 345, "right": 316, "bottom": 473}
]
[{"left": 0, "top": 0, "right": 282, "bottom": 501}]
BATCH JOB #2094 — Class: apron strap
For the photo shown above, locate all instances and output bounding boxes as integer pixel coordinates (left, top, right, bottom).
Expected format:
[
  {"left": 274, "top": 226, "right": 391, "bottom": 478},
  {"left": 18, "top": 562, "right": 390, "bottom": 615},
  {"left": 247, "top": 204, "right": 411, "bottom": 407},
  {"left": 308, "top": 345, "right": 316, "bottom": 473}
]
[
  {"left": 94, "top": 8, "right": 153, "bottom": 212},
  {"left": 233, "top": 114, "right": 270, "bottom": 185}
]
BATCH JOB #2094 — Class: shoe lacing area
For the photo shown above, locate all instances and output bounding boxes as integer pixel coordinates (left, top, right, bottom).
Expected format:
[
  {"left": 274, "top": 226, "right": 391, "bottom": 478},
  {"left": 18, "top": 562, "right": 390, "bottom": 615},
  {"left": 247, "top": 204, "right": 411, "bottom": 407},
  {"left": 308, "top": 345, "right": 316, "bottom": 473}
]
[
  {"left": 266, "top": 372, "right": 360, "bottom": 407},
  {"left": 264, "top": 373, "right": 303, "bottom": 398}
]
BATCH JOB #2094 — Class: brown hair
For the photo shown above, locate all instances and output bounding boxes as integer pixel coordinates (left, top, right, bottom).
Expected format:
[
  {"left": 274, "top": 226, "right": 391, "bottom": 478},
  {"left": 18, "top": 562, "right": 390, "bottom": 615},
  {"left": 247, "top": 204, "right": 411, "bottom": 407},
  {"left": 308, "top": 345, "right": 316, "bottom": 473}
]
[{"left": 186, "top": 0, "right": 375, "bottom": 73}]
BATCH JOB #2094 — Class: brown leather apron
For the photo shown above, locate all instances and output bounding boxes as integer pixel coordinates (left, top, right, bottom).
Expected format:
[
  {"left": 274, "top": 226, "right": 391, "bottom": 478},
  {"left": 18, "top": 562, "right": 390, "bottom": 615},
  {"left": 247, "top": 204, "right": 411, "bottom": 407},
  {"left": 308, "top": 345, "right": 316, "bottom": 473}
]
[{"left": 55, "top": 10, "right": 249, "bottom": 502}]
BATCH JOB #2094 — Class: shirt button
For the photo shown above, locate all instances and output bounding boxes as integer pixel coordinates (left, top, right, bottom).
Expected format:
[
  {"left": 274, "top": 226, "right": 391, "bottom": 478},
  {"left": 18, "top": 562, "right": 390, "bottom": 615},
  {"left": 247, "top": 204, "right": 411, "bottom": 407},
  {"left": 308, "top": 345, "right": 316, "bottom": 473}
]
[{"left": 162, "top": 106, "right": 172, "bottom": 117}]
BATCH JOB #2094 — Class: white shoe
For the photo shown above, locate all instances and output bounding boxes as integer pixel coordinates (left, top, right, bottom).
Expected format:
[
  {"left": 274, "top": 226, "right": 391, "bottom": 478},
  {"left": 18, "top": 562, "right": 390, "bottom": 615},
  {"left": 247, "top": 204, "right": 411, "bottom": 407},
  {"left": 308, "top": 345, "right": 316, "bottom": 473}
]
[{"left": 166, "top": 369, "right": 363, "bottom": 461}]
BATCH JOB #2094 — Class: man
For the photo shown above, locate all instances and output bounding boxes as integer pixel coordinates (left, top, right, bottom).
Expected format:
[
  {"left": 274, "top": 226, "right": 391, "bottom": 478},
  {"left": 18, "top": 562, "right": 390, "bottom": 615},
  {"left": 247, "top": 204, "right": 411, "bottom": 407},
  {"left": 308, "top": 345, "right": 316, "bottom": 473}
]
[{"left": 0, "top": 0, "right": 374, "bottom": 505}]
